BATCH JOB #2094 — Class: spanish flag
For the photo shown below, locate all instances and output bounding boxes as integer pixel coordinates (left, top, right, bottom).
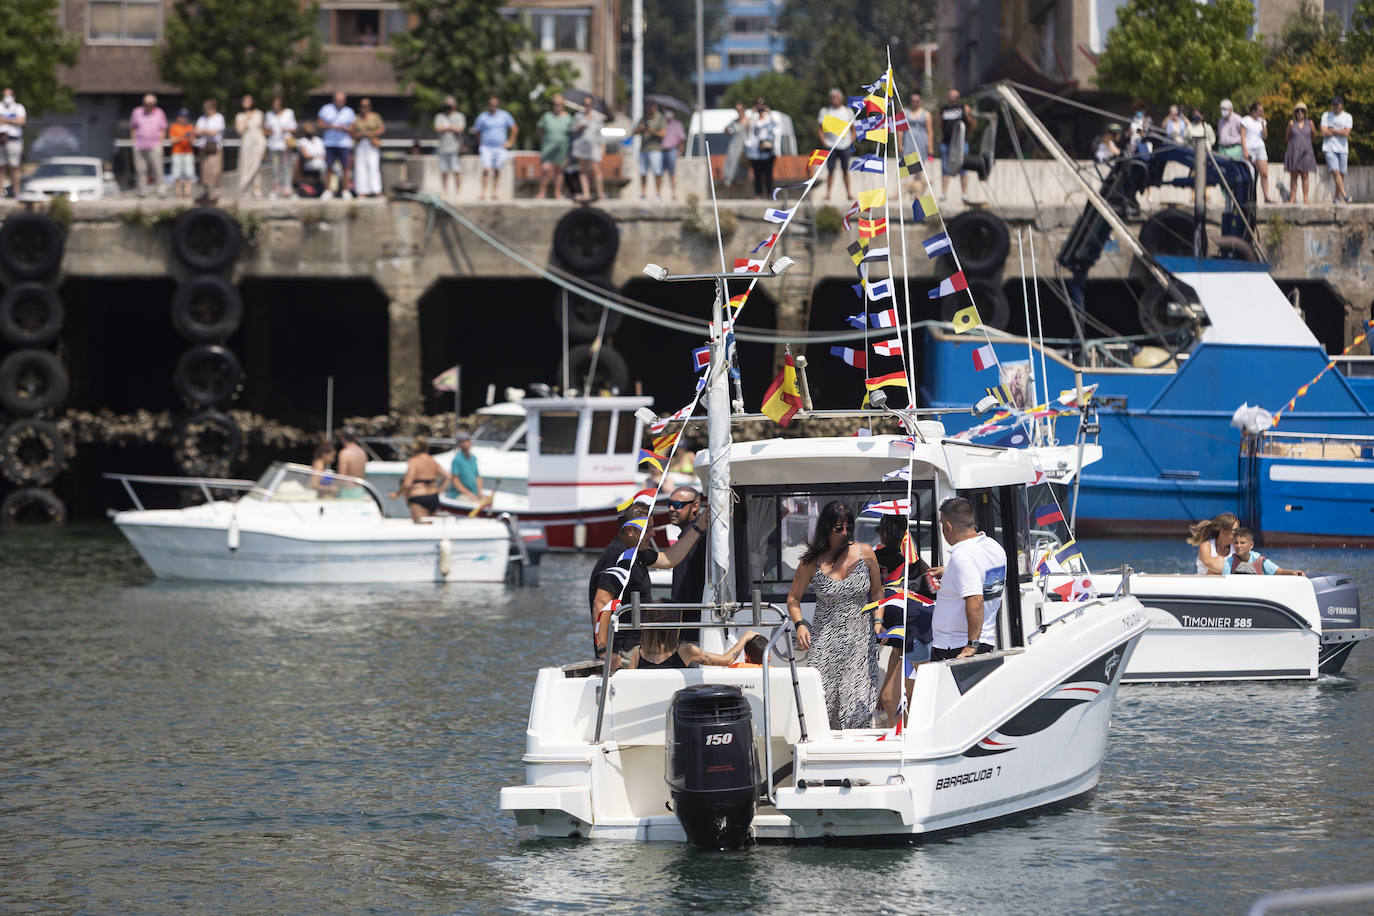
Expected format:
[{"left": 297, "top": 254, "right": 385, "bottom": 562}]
[{"left": 761, "top": 353, "right": 803, "bottom": 427}]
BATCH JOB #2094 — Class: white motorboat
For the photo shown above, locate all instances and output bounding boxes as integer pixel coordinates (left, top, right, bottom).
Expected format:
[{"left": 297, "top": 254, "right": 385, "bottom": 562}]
[
  {"left": 1045, "top": 568, "right": 1369, "bottom": 682},
  {"left": 108, "top": 462, "right": 514, "bottom": 584},
  {"left": 501, "top": 418, "right": 1152, "bottom": 844}
]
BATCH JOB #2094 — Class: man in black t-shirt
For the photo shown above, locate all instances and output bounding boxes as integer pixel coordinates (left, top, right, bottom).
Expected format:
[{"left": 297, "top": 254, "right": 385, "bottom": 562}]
[
  {"left": 939, "top": 89, "right": 975, "bottom": 201},
  {"left": 588, "top": 503, "right": 709, "bottom": 666},
  {"left": 667, "top": 485, "right": 707, "bottom": 643}
]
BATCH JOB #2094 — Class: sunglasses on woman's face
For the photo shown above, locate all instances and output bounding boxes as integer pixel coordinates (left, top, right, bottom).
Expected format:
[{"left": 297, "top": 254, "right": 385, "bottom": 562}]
[{"left": 833, "top": 523, "right": 851, "bottom": 533}]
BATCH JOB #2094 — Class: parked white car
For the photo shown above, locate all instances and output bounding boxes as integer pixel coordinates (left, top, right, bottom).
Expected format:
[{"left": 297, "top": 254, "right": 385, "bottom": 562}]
[{"left": 21, "top": 157, "right": 121, "bottom": 201}]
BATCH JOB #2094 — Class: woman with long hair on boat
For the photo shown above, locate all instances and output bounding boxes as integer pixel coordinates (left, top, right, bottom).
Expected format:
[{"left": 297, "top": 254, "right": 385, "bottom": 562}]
[
  {"left": 786, "top": 501, "right": 883, "bottom": 729},
  {"left": 388, "top": 435, "right": 451, "bottom": 523},
  {"left": 628, "top": 608, "right": 759, "bottom": 669},
  {"left": 1187, "top": 511, "right": 1240, "bottom": 574}
]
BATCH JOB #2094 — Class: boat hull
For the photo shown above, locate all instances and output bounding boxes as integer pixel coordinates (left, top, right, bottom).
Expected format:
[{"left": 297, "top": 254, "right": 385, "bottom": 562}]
[
  {"left": 1252, "top": 453, "right": 1374, "bottom": 547},
  {"left": 115, "top": 512, "right": 511, "bottom": 584},
  {"left": 501, "top": 598, "right": 1149, "bottom": 842}
]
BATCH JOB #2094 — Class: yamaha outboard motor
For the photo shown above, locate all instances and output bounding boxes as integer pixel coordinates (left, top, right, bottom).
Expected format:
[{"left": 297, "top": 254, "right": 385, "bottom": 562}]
[
  {"left": 665, "top": 684, "right": 758, "bottom": 849},
  {"left": 1310, "top": 574, "right": 1365, "bottom": 675}
]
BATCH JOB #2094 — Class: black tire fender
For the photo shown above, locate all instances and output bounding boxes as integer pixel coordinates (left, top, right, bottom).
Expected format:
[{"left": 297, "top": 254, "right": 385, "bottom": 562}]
[
  {"left": 1, "top": 487, "right": 66, "bottom": 526},
  {"left": 556, "top": 274, "right": 623, "bottom": 342},
  {"left": 551, "top": 207, "right": 619, "bottom": 274},
  {"left": 1139, "top": 210, "right": 1205, "bottom": 258},
  {"left": 1138, "top": 284, "right": 1192, "bottom": 336},
  {"left": 0, "top": 418, "right": 67, "bottom": 486},
  {"left": 0, "top": 348, "right": 69, "bottom": 415},
  {"left": 173, "top": 344, "right": 243, "bottom": 407},
  {"left": 0, "top": 282, "right": 64, "bottom": 347},
  {"left": 170, "top": 275, "right": 243, "bottom": 342},
  {"left": 945, "top": 210, "right": 1010, "bottom": 276},
  {"left": 174, "top": 409, "right": 242, "bottom": 473},
  {"left": 557, "top": 343, "right": 629, "bottom": 394},
  {"left": 171, "top": 207, "right": 241, "bottom": 272},
  {"left": 942, "top": 277, "right": 1010, "bottom": 331},
  {"left": 0, "top": 213, "right": 65, "bottom": 280},
  {"left": 1213, "top": 235, "right": 1261, "bottom": 262}
]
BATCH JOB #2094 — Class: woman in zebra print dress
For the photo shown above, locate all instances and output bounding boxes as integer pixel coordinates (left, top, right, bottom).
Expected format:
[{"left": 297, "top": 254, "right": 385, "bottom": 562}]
[{"left": 786, "top": 501, "right": 883, "bottom": 730}]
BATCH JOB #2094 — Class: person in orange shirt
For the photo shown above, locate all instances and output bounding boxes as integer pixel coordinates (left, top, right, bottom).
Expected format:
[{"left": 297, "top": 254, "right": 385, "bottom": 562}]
[{"left": 167, "top": 108, "right": 197, "bottom": 199}]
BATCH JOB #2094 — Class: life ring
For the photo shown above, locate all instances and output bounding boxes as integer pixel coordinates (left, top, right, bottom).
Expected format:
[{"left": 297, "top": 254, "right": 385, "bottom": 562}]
[
  {"left": 173, "top": 344, "right": 243, "bottom": 407},
  {"left": 1139, "top": 210, "right": 1205, "bottom": 258},
  {"left": 0, "top": 283, "right": 64, "bottom": 347},
  {"left": 171, "top": 207, "right": 241, "bottom": 272},
  {"left": 551, "top": 208, "right": 619, "bottom": 274},
  {"left": 0, "top": 418, "right": 67, "bottom": 486},
  {"left": 557, "top": 343, "right": 629, "bottom": 394},
  {"left": 944, "top": 210, "right": 1010, "bottom": 276},
  {"left": 942, "top": 277, "right": 1010, "bottom": 331},
  {"left": 1, "top": 487, "right": 66, "bottom": 526},
  {"left": 0, "top": 349, "right": 69, "bottom": 415},
  {"left": 1213, "top": 235, "right": 1261, "bottom": 262},
  {"left": 174, "top": 409, "right": 242, "bottom": 474},
  {"left": 556, "top": 274, "right": 623, "bottom": 342},
  {"left": 0, "top": 213, "right": 64, "bottom": 280},
  {"left": 170, "top": 275, "right": 243, "bottom": 342}
]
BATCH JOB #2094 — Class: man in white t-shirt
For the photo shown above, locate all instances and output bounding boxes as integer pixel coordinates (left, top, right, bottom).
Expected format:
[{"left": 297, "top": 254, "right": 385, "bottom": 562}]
[
  {"left": 0, "top": 87, "right": 27, "bottom": 197},
  {"left": 1320, "top": 95, "right": 1353, "bottom": 203},
  {"left": 816, "top": 88, "right": 853, "bottom": 200},
  {"left": 930, "top": 496, "right": 1007, "bottom": 661}
]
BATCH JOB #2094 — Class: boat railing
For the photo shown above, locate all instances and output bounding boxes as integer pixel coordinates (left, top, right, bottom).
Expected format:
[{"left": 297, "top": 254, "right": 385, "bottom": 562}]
[
  {"left": 104, "top": 472, "right": 257, "bottom": 512},
  {"left": 593, "top": 590, "right": 801, "bottom": 795},
  {"left": 1255, "top": 429, "right": 1374, "bottom": 461},
  {"left": 1332, "top": 354, "right": 1374, "bottom": 378}
]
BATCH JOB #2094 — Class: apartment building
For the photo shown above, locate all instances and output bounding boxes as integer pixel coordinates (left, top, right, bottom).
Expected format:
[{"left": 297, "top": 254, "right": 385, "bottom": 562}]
[
  {"left": 701, "top": 1, "right": 785, "bottom": 105},
  {"left": 35, "top": 0, "right": 619, "bottom": 159}
]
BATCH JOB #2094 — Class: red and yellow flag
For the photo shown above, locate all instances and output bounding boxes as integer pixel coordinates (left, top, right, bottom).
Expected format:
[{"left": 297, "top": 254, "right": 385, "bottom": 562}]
[
  {"left": 857, "top": 217, "right": 888, "bottom": 239},
  {"left": 761, "top": 353, "right": 803, "bottom": 427}
]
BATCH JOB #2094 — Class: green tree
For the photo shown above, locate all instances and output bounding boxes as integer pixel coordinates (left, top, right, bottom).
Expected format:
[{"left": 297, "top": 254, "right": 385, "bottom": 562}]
[
  {"left": 391, "top": 0, "right": 578, "bottom": 144},
  {"left": 1094, "top": 0, "right": 1266, "bottom": 112},
  {"left": 0, "top": 0, "right": 81, "bottom": 116},
  {"left": 798, "top": 27, "right": 885, "bottom": 134},
  {"left": 778, "top": 0, "right": 936, "bottom": 90},
  {"left": 722, "top": 72, "right": 807, "bottom": 135},
  {"left": 628, "top": 0, "right": 727, "bottom": 105},
  {"left": 156, "top": 0, "right": 325, "bottom": 109}
]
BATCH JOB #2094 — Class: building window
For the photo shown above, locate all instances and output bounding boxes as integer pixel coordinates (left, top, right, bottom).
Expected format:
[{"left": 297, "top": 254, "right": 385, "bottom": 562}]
[
  {"left": 318, "top": 4, "right": 406, "bottom": 46},
  {"left": 728, "top": 51, "right": 772, "bottom": 69},
  {"left": 730, "top": 16, "right": 770, "bottom": 35},
  {"left": 88, "top": 0, "right": 160, "bottom": 43},
  {"left": 529, "top": 9, "right": 590, "bottom": 52},
  {"left": 705, "top": 52, "right": 723, "bottom": 71}
]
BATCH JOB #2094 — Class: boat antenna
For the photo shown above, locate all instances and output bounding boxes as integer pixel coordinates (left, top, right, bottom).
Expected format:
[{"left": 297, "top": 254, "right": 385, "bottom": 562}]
[
  {"left": 1015, "top": 229, "right": 1040, "bottom": 442},
  {"left": 1028, "top": 225, "right": 1052, "bottom": 420}
]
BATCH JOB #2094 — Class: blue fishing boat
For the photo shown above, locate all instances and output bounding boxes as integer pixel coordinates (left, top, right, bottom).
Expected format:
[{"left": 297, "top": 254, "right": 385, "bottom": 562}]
[{"left": 1240, "top": 429, "right": 1374, "bottom": 547}]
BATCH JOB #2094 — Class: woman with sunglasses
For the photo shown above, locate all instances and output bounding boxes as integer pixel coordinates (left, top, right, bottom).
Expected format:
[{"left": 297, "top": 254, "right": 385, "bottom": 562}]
[
  {"left": 786, "top": 501, "right": 883, "bottom": 729},
  {"left": 1187, "top": 512, "right": 1240, "bottom": 575}
]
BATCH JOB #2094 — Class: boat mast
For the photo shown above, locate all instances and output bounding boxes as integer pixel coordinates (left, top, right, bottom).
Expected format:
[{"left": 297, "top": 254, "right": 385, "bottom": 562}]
[{"left": 707, "top": 282, "right": 733, "bottom": 604}]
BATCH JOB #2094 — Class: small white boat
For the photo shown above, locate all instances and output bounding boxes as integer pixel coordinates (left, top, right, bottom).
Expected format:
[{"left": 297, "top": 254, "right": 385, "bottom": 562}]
[
  {"left": 1049, "top": 569, "right": 1369, "bottom": 682},
  {"left": 501, "top": 418, "right": 1152, "bottom": 844},
  {"left": 108, "top": 462, "right": 513, "bottom": 584}
]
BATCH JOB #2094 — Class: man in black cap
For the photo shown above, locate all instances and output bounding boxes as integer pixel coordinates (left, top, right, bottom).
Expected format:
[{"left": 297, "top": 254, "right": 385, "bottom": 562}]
[{"left": 589, "top": 502, "right": 708, "bottom": 667}]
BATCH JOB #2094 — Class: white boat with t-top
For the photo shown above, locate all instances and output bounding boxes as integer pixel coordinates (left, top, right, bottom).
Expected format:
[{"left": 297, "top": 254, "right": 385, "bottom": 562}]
[
  {"left": 108, "top": 462, "right": 514, "bottom": 584},
  {"left": 501, "top": 417, "right": 1152, "bottom": 844}
]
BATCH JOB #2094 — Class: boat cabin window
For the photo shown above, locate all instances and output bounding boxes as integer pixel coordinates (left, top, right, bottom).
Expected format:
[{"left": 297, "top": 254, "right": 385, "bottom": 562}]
[
  {"left": 959, "top": 485, "right": 1027, "bottom": 646},
  {"left": 613, "top": 410, "right": 639, "bottom": 454},
  {"left": 536, "top": 411, "right": 580, "bottom": 455},
  {"left": 588, "top": 410, "right": 613, "bottom": 454},
  {"left": 734, "top": 481, "right": 938, "bottom": 602},
  {"left": 472, "top": 414, "right": 524, "bottom": 449}
]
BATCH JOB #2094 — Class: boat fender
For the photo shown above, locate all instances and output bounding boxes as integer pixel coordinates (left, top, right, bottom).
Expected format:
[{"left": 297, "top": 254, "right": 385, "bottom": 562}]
[
  {"left": 0, "top": 348, "right": 69, "bottom": 416},
  {"left": 0, "top": 212, "right": 65, "bottom": 280},
  {"left": 170, "top": 275, "right": 243, "bottom": 343},
  {"left": 173, "top": 344, "right": 244, "bottom": 408},
  {"left": 555, "top": 273, "right": 624, "bottom": 343},
  {"left": 1, "top": 486, "right": 66, "bottom": 526},
  {"left": 171, "top": 207, "right": 241, "bottom": 272},
  {"left": 0, "top": 418, "right": 67, "bottom": 485},
  {"left": 1139, "top": 209, "right": 1205, "bottom": 258},
  {"left": 439, "top": 538, "right": 452, "bottom": 577},
  {"left": 0, "top": 283, "right": 64, "bottom": 347},
  {"left": 551, "top": 207, "right": 619, "bottom": 274},
  {"left": 944, "top": 210, "right": 1010, "bottom": 277},
  {"left": 557, "top": 343, "right": 629, "bottom": 395},
  {"left": 227, "top": 515, "right": 240, "bottom": 552},
  {"left": 174, "top": 409, "right": 242, "bottom": 475}
]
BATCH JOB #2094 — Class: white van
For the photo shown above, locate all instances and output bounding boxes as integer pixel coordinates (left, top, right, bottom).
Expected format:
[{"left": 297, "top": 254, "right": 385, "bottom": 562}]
[{"left": 685, "top": 108, "right": 798, "bottom": 158}]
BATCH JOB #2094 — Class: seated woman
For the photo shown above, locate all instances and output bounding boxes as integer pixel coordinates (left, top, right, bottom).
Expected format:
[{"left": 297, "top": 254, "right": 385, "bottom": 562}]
[
  {"left": 1187, "top": 512, "right": 1239, "bottom": 575},
  {"left": 628, "top": 607, "right": 758, "bottom": 669},
  {"left": 310, "top": 442, "right": 339, "bottom": 496},
  {"left": 388, "top": 435, "right": 452, "bottom": 522},
  {"left": 873, "top": 514, "right": 938, "bottom": 723},
  {"left": 786, "top": 500, "right": 883, "bottom": 730}
]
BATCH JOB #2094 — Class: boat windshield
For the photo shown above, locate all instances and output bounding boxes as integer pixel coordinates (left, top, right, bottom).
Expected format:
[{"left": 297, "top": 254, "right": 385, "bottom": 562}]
[
  {"left": 242, "top": 463, "right": 370, "bottom": 502},
  {"left": 734, "top": 481, "right": 938, "bottom": 602},
  {"left": 472, "top": 415, "right": 525, "bottom": 450}
]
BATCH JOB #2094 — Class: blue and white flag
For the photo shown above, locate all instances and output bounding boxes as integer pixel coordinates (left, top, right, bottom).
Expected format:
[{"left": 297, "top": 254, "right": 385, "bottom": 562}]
[
  {"left": 865, "top": 277, "right": 895, "bottom": 301},
  {"left": 849, "top": 155, "right": 885, "bottom": 174},
  {"left": 846, "top": 314, "right": 869, "bottom": 330},
  {"left": 763, "top": 207, "right": 794, "bottom": 224},
  {"left": 922, "top": 231, "right": 952, "bottom": 259}
]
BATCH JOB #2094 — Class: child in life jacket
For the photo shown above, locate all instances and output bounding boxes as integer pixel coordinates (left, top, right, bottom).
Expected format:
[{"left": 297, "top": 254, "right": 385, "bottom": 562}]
[{"left": 1222, "top": 529, "right": 1305, "bottom": 577}]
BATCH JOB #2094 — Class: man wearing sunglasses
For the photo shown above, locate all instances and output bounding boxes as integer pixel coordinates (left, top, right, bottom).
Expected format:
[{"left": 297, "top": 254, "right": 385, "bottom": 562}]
[{"left": 667, "top": 486, "right": 707, "bottom": 642}]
